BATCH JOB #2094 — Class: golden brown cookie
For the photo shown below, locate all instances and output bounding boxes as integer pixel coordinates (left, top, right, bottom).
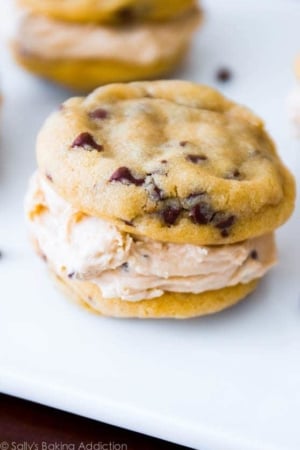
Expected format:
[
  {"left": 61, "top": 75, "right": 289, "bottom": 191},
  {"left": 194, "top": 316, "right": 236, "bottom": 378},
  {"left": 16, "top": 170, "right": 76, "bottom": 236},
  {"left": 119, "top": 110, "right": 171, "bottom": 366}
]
[
  {"left": 53, "top": 269, "right": 258, "bottom": 319},
  {"left": 13, "top": 9, "right": 201, "bottom": 90},
  {"left": 19, "top": 0, "right": 197, "bottom": 24},
  {"left": 36, "top": 81, "right": 295, "bottom": 246}
]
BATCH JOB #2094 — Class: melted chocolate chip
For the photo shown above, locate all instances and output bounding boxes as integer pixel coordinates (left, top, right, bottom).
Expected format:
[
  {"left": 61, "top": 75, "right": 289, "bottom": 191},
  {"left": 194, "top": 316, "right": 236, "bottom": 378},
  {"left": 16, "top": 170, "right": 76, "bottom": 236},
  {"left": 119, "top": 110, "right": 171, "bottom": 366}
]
[
  {"left": 123, "top": 219, "right": 134, "bottom": 227},
  {"left": 225, "top": 169, "right": 241, "bottom": 180},
  {"left": 214, "top": 214, "right": 236, "bottom": 229},
  {"left": 117, "top": 6, "right": 135, "bottom": 22},
  {"left": 161, "top": 160, "right": 167, "bottom": 164},
  {"left": 45, "top": 173, "right": 53, "bottom": 182},
  {"left": 68, "top": 272, "right": 75, "bottom": 279},
  {"left": 216, "top": 67, "right": 232, "bottom": 82},
  {"left": 180, "top": 141, "right": 188, "bottom": 147},
  {"left": 190, "top": 203, "right": 214, "bottom": 225},
  {"left": 221, "top": 229, "right": 229, "bottom": 238},
  {"left": 162, "top": 206, "right": 182, "bottom": 226},
  {"left": 109, "top": 167, "right": 145, "bottom": 186},
  {"left": 186, "top": 154, "right": 207, "bottom": 163},
  {"left": 71, "top": 132, "right": 103, "bottom": 152},
  {"left": 89, "top": 108, "right": 108, "bottom": 120},
  {"left": 250, "top": 250, "right": 258, "bottom": 260}
]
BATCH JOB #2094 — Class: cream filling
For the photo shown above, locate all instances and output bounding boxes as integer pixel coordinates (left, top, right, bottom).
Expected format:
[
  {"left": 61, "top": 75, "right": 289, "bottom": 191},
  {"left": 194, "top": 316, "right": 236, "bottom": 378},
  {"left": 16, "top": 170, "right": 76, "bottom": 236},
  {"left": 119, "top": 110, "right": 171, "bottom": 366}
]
[
  {"left": 16, "top": 9, "right": 201, "bottom": 64},
  {"left": 25, "top": 172, "right": 277, "bottom": 302}
]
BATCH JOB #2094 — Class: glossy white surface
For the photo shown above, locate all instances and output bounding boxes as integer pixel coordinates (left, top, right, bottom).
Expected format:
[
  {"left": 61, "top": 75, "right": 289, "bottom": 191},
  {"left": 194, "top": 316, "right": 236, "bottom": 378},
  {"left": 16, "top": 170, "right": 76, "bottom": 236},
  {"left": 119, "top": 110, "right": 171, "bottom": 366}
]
[{"left": 0, "top": 1, "right": 299, "bottom": 449}]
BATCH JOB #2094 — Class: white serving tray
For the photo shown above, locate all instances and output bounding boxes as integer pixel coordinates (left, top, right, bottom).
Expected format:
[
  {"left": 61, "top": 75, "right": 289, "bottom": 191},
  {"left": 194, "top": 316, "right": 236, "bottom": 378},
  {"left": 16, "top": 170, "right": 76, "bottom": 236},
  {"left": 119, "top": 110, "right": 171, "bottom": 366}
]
[{"left": 0, "top": 1, "right": 299, "bottom": 449}]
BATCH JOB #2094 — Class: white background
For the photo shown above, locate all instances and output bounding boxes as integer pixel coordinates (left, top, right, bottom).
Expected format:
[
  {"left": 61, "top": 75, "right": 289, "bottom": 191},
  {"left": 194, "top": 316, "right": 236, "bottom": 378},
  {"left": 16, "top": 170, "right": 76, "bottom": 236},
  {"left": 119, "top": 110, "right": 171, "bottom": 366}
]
[{"left": 0, "top": 1, "right": 300, "bottom": 450}]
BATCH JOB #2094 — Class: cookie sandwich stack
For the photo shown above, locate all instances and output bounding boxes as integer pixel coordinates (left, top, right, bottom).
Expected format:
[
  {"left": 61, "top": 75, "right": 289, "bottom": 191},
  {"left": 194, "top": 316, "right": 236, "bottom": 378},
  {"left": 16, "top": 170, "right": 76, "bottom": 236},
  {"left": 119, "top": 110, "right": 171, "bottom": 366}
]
[
  {"left": 13, "top": 0, "right": 202, "bottom": 90},
  {"left": 25, "top": 81, "right": 295, "bottom": 318}
]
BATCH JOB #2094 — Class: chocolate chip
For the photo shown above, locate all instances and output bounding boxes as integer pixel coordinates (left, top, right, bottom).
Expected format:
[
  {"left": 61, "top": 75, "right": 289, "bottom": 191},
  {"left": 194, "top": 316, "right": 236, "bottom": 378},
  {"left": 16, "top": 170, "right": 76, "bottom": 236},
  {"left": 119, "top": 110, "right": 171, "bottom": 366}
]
[
  {"left": 117, "top": 6, "right": 135, "bottom": 22},
  {"left": 143, "top": 254, "right": 149, "bottom": 258},
  {"left": 71, "top": 132, "right": 103, "bottom": 152},
  {"left": 214, "top": 214, "right": 236, "bottom": 229},
  {"left": 109, "top": 167, "right": 145, "bottom": 186},
  {"left": 121, "top": 262, "right": 129, "bottom": 271},
  {"left": 186, "top": 154, "right": 207, "bottom": 163},
  {"left": 190, "top": 203, "right": 214, "bottom": 225},
  {"left": 216, "top": 67, "right": 232, "bottom": 82},
  {"left": 123, "top": 219, "right": 134, "bottom": 227},
  {"left": 180, "top": 141, "right": 188, "bottom": 147},
  {"left": 161, "top": 206, "right": 182, "bottom": 226},
  {"left": 250, "top": 250, "right": 258, "bottom": 260},
  {"left": 89, "top": 108, "right": 108, "bottom": 120},
  {"left": 225, "top": 169, "right": 241, "bottom": 180},
  {"left": 68, "top": 272, "right": 75, "bottom": 279},
  {"left": 45, "top": 173, "right": 53, "bottom": 182},
  {"left": 161, "top": 160, "right": 167, "bottom": 164},
  {"left": 221, "top": 229, "right": 229, "bottom": 238}
]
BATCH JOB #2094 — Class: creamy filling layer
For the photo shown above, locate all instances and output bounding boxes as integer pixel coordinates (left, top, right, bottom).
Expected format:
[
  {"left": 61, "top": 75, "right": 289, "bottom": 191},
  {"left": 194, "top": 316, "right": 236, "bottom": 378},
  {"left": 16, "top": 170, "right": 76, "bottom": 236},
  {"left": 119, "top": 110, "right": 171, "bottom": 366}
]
[
  {"left": 25, "top": 172, "right": 277, "bottom": 302},
  {"left": 16, "top": 9, "right": 201, "bottom": 64}
]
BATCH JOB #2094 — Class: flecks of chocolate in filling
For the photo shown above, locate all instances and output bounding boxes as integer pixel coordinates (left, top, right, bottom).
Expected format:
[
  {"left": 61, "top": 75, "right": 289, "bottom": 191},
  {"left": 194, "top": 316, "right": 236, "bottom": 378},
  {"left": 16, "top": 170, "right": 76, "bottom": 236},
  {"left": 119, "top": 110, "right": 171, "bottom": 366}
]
[
  {"left": 71, "top": 132, "right": 103, "bottom": 152},
  {"left": 216, "top": 67, "right": 232, "bottom": 82},
  {"left": 109, "top": 167, "right": 145, "bottom": 186},
  {"left": 186, "top": 154, "right": 208, "bottom": 164},
  {"left": 220, "top": 229, "right": 229, "bottom": 238},
  {"left": 45, "top": 173, "right": 53, "bottom": 182},
  {"left": 121, "top": 262, "right": 129, "bottom": 271},
  {"left": 40, "top": 253, "right": 47, "bottom": 263},
  {"left": 89, "top": 108, "right": 108, "bottom": 120},
  {"left": 122, "top": 219, "right": 135, "bottom": 227},
  {"left": 161, "top": 206, "right": 182, "bottom": 226},
  {"left": 68, "top": 272, "right": 75, "bottom": 279},
  {"left": 250, "top": 250, "right": 258, "bottom": 260}
]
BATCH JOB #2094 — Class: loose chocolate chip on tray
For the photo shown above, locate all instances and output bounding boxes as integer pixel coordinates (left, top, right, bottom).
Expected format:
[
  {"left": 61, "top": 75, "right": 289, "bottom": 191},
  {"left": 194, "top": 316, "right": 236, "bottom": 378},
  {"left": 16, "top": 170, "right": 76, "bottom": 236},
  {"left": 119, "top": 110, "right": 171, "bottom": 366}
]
[
  {"left": 89, "top": 108, "right": 108, "bottom": 120},
  {"left": 216, "top": 67, "right": 232, "bottom": 82},
  {"left": 109, "top": 167, "right": 145, "bottom": 186},
  {"left": 71, "top": 132, "right": 103, "bottom": 151},
  {"left": 186, "top": 154, "right": 207, "bottom": 163}
]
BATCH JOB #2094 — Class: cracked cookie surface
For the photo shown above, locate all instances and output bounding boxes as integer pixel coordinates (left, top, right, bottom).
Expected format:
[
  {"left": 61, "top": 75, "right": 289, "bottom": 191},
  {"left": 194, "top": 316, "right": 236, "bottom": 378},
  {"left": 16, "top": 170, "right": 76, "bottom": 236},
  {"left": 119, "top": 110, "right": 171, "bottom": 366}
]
[{"left": 37, "top": 80, "right": 295, "bottom": 245}]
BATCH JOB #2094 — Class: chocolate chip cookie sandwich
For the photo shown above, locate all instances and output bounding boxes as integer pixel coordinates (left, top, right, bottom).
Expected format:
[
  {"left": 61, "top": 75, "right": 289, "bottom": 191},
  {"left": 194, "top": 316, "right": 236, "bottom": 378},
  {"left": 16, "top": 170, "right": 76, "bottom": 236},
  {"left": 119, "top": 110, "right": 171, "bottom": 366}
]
[
  {"left": 25, "top": 81, "right": 295, "bottom": 318},
  {"left": 13, "top": 1, "right": 202, "bottom": 90}
]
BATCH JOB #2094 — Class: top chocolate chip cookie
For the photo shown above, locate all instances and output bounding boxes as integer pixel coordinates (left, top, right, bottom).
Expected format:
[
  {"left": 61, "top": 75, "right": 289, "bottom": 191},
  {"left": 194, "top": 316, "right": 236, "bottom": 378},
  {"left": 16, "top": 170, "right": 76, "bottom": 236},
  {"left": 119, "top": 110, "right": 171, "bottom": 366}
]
[
  {"left": 19, "top": 0, "right": 197, "bottom": 23},
  {"left": 37, "top": 81, "right": 295, "bottom": 245}
]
